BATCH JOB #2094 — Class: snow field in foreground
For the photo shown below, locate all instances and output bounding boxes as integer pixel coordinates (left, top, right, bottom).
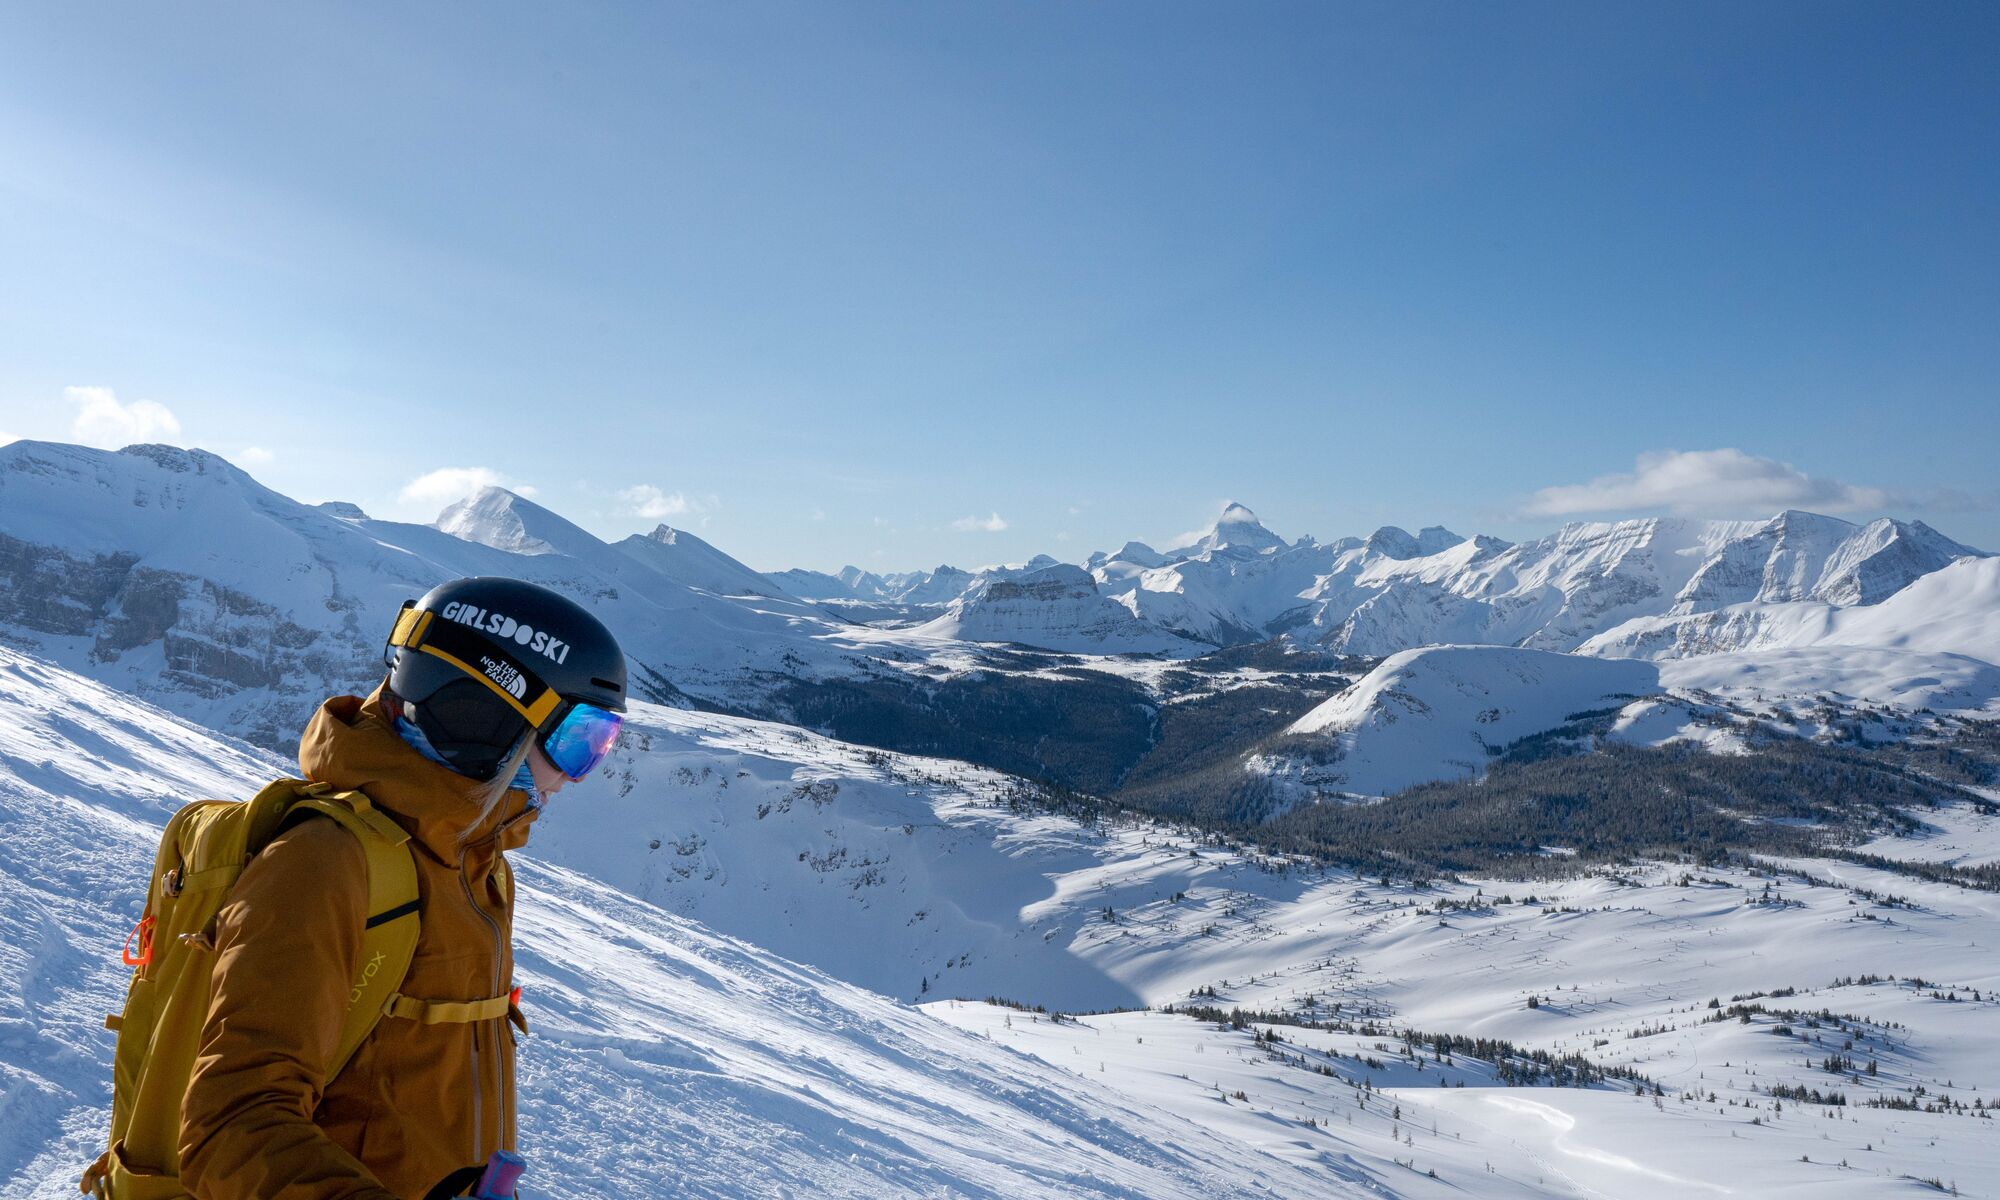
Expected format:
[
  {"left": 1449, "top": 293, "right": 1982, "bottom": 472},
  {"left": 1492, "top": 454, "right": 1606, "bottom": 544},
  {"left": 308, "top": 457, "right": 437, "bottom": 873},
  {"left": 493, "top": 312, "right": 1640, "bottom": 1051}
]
[
  {"left": 4, "top": 640, "right": 1998, "bottom": 1196},
  {"left": 928, "top": 1002, "right": 2000, "bottom": 1198},
  {"left": 0, "top": 645, "right": 1374, "bottom": 1198}
]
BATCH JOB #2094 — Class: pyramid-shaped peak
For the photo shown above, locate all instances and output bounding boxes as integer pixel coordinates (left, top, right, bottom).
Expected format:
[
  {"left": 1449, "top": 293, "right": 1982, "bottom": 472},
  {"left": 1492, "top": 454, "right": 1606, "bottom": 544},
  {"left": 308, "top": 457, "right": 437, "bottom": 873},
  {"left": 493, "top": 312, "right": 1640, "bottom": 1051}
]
[
  {"left": 644, "top": 522, "right": 704, "bottom": 547},
  {"left": 435, "top": 486, "right": 603, "bottom": 558},
  {"left": 1178, "top": 501, "right": 1286, "bottom": 558}
]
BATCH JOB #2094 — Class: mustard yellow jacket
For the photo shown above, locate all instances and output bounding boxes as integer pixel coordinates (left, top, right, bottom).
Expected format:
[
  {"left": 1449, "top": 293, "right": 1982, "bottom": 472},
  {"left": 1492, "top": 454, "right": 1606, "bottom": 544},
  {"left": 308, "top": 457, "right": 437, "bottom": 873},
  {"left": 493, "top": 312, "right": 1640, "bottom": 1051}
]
[{"left": 179, "top": 687, "right": 535, "bottom": 1199}]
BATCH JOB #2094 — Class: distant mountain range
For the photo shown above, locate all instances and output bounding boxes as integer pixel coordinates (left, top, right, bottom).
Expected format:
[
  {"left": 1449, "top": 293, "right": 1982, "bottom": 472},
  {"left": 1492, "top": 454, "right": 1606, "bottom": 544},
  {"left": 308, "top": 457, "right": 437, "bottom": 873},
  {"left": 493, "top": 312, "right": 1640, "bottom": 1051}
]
[
  {"left": 3, "top": 440, "right": 1993, "bottom": 804},
  {"left": 774, "top": 500, "right": 1990, "bottom": 659},
  {"left": 0, "top": 441, "right": 1161, "bottom": 785}
]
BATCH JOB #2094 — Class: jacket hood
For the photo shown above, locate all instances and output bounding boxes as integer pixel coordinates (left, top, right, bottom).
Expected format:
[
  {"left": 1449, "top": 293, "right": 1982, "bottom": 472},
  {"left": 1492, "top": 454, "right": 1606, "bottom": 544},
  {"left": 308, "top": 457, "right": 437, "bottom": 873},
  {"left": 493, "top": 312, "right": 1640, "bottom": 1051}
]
[{"left": 298, "top": 683, "right": 537, "bottom": 863}]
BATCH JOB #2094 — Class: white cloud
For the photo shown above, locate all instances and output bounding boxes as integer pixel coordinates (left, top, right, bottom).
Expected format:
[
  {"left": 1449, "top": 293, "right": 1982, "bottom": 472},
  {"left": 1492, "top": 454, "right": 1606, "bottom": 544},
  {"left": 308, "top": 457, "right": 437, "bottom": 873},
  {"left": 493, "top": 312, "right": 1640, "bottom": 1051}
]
[
  {"left": 399, "top": 466, "right": 536, "bottom": 507},
  {"left": 810, "top": 507, "right": 827, "bottom": 522},
  {"left": 66, "top": 386, "right": 181, "bottom": 449},
  {"left": 618, "top": 484, "right": 713, "bottom": 521},
  {"left": 1525, "top": 449, "right": 1889, "bottom": 518},
  {"left": 0, "top": 431, "right": 18, "bottom": 448},
  {"left": 952, "top": 512, "right": 1009, "bottom": 533},
  {"left": 234, "top": 446, "right": 275, "bottom": 466}
]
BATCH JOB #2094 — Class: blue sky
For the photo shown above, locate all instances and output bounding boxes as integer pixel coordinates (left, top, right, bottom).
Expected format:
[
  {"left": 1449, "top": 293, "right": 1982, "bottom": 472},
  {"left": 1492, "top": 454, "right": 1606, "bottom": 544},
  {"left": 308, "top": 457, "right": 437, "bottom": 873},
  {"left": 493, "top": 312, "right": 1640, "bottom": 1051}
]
[{"left": 1, "top": 2, "right": 1994, "bottom": 571}]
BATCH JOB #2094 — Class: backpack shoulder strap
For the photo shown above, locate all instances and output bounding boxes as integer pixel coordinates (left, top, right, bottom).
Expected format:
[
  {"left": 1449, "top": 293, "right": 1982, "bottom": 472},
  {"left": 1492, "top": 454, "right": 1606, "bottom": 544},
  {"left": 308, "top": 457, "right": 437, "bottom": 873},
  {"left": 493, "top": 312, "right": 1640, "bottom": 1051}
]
[{"left": 291, "top": 788, "right": 422, "bottom": 1080}]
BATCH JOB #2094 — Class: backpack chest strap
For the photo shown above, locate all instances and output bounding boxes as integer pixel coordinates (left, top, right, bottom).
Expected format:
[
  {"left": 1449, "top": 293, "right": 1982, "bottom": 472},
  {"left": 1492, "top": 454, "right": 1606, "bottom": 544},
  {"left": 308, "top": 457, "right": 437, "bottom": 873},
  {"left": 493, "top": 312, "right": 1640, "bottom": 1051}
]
[{"left": 383, "top": 991, "right": 514, "bottom": 1024}]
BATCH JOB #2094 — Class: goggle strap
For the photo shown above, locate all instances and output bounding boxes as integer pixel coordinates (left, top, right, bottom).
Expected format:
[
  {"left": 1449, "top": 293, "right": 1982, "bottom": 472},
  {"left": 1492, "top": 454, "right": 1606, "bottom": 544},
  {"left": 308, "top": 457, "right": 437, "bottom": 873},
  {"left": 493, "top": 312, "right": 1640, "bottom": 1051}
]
[
  {"left": 396, "top": 609, "right": 563, "bottom": 729},
  {"left": 387, "top": 604, "right": 435, "bottom": 650}
]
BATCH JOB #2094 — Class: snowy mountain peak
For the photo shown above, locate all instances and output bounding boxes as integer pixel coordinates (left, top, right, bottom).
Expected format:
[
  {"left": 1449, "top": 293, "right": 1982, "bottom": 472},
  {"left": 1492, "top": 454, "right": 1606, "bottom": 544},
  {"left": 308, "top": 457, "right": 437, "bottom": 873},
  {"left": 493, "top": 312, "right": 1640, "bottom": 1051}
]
[
  {"left": 1414, "top": 524, "right": 1466, "bottom": 555},
  {"left": 1116, "top": 539, "right": 1166, "bottom": 566},
  {"left": 315, "top": 500, "right": 369, "bottom": 521},
  {"left": 434, "top": 485, "right": 604, "bottom": 558},
  {"left": 1667, "top": 508, "right": 1990, "bottom": 615},
  {"left": 1177, "top": 501, "right": 1288, "bottom": 559},
  {"left": 616, "top": 522, "right": 789, "bottom": 598},
  {"left": 2, "top": 439, "right": 262, "bottom": 498},
  {"left": 836, "top": 564, "right": 884, "bottom": 592},
  {"left": 1768, "top": 508, "right": 1855, "bottom": 532},
  {"left": 1362, "top": 525, "right": 1463, "bottom": 560},
  {"left": 115, "top": 442, "right": 252, "bottom": 478},
  {"left": 1089, "top": 539, "right": 1167, "bottom": 570},
  {"left": 917, "top": 562, "right": 1200, "bottom": 653}
]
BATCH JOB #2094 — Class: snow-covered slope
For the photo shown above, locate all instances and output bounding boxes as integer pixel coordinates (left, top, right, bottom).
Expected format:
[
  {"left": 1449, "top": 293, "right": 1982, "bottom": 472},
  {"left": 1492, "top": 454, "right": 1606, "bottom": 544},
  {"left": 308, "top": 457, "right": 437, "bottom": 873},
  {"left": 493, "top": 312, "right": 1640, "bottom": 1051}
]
[
  {"left": 1654, "top": 645, "right": 2000, "bottom": 718},
  {"left": 1256, "top": 638, "right": 2000, "bottom": 805},
  {"left": 7, "top": 639, "right": 1999, "bottom": 1197},
  {"left": 1586, "top": 555, "right": 2000, "bottom": 667},
  {"left": 614, "top": 523, "right": 803, "bottom": 600},
  {"left": 1669, "top": 510, "right": 1980, "bottom": 611},
  {"left": 1269, "top": 647, "right": 1663, "bottom": 799},
  {"left": 0, "top": 441, "right": 911, "bottom": 748},
  {"left": 0, "top": 643, "right": 1387, "bottom": 1200}
]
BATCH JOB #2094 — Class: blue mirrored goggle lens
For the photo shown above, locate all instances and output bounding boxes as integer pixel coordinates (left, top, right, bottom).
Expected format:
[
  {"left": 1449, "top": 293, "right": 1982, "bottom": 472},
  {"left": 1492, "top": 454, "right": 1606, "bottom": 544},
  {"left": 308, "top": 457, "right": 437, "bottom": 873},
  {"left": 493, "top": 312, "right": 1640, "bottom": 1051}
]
[{"left": 541, "top": 702, "right": 623, "bottom": 780}]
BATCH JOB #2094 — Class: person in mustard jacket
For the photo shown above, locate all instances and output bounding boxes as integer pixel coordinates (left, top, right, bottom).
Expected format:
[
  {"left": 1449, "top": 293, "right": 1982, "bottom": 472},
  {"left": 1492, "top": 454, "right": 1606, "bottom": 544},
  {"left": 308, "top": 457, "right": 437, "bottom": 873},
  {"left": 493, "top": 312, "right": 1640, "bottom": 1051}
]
[{"left": 178, "top": 577, "right": 627, "bottom": 1199}]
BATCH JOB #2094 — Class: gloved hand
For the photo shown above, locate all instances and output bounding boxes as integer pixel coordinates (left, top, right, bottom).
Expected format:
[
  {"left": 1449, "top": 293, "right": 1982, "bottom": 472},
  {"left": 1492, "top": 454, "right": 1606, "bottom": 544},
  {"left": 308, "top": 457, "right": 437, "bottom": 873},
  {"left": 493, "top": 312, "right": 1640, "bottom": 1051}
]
[
  {"left": 421, "top": 1166, "right": 485, "bottom": 1200},
  {"left": 424, "top": 1156, "right": 524, "bottom": 1200}
]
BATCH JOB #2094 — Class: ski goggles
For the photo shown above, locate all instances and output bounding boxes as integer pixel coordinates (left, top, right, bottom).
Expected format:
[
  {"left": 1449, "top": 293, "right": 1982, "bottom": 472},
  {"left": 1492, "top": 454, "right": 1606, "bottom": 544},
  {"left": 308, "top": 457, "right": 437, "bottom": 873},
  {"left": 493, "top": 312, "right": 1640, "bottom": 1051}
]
[{"left": 538, "top": 700, "right": 623, "bottom": 781}]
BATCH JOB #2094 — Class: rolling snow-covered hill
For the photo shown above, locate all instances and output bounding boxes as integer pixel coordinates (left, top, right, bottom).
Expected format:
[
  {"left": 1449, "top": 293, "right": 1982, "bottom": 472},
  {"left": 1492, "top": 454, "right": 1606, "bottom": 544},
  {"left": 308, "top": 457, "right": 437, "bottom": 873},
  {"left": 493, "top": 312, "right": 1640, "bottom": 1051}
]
[
  {"left": 1267, "top": 647, "right": 1664, "bottom": 800},
  {"left": 1239, "top": 640, "right": 2000, "bottom": 803}
]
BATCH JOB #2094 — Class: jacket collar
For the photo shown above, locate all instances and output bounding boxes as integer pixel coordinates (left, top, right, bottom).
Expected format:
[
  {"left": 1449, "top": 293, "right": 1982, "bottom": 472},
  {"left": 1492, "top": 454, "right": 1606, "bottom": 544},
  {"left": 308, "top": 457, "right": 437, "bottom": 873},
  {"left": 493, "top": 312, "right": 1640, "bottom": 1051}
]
[{"left": 298, "top": 684, "right": 538, "bottom": 863}]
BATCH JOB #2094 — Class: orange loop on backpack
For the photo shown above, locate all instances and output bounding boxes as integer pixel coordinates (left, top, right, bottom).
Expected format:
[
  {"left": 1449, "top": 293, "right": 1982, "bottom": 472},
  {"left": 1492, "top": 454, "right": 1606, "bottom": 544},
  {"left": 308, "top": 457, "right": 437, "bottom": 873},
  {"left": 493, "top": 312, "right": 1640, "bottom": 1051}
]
[{"left": 121, "top": 915, "right": 155, "bottom": 968}]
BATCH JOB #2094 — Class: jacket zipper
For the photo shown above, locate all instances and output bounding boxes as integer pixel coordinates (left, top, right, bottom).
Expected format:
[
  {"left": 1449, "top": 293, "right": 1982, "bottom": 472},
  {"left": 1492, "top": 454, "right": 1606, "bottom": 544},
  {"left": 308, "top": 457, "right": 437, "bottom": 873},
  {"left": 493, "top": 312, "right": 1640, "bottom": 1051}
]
[
  {"left": 460, "top": 798, "right": 530, "bottom": 1161},
  {"left": 460, "top": 852, "right": 505, "bottom": 1163}
]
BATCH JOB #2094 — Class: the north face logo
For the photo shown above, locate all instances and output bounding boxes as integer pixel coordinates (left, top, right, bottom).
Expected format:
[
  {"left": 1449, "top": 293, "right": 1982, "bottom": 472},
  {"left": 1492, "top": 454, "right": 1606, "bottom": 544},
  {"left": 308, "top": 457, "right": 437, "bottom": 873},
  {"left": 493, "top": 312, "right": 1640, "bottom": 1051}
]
[{"left": 480, "top": 655, "right": 528, "bottom": 699}]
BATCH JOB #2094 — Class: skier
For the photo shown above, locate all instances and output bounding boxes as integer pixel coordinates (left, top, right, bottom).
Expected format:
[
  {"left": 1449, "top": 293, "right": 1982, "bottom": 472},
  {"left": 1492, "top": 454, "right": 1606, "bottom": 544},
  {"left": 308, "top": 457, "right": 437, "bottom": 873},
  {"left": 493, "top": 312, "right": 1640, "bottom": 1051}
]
[{"left": 108, "top": 577, "right": 626, "bottom": 1199}]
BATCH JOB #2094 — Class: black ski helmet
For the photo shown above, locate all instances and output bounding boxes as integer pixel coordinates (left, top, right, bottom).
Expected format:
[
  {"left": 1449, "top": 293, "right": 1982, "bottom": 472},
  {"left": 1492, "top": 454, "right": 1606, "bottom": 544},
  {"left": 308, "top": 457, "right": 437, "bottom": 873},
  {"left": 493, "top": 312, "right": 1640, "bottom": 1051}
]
[{"left": 383, "top": 577, "right": 627, "bottom": 781}]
